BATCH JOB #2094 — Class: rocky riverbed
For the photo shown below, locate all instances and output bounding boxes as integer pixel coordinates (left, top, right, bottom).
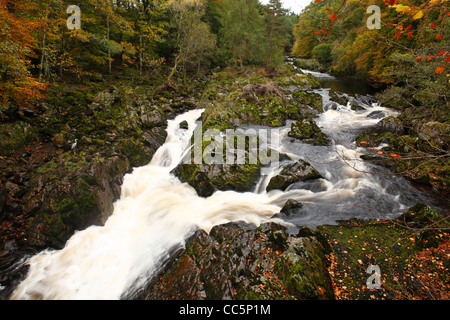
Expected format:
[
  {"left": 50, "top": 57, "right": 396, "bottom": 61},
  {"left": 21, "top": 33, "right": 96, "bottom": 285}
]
[{"left": 1, "top": 64, "right": 448, "bottom": 300}]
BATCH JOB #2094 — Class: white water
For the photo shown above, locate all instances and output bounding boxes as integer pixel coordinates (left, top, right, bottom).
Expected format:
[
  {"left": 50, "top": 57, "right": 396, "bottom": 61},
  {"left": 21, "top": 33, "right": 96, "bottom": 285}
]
[
  {"left": 11, "top": 109, "right": 282, "bottom": 300},
  {"left": 11, "top": 92, "right": 431, "bottom": 300}
]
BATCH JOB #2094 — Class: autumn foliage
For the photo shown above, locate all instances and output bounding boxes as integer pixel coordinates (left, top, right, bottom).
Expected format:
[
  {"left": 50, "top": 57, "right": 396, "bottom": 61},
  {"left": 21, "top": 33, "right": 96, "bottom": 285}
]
[{"left": 0, "top": 0, "right": 47, "bottom": 110}]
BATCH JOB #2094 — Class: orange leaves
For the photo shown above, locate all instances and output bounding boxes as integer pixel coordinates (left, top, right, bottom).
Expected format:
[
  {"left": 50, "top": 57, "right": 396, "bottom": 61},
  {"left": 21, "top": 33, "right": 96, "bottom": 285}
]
[
  {"left": 435, "top": 34, "right": 443, "bottom": 40},
  {"left": 329, "top": 13, "right": 337, "bottom": 21},
  {"left": 390, "top": 153, "right": 401, "bottom": 159},
  {"left": 394, "top": 32, "right": 402, "bottom": 38},
  {"left": 416, "top": 56, "right": 422, "bottom": 62},
  {"left": 435, "top": 66, "right": 445, "bottom": 74}
]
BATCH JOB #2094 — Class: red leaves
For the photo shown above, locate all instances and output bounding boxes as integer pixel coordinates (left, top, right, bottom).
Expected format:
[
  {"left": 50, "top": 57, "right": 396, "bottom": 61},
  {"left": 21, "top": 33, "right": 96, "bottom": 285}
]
[
  {"left": 435, "top": 34, "right": 443, "bottom": 40},
  {"left": 435, "top": 66, "right": 445, "bottom": 74},
  {"left": 394, "top": 32, "right": 402, "bottom": 38},
  {"left": 407, "top": 31, "right": 413, "bottom": 39},
  {"left": 438, "top": 51, "right": 446, "bottom": 56},
  {"left": 325, "top": 8, "right": 333, "bottom": 13},
  {"left": 416, "top": 56, "right": 422, "bottom": 62},
  {"left": 314, "top": 30, "right": 321, "bottom": 34},
  {"left": 430, "top": 22, "right": 437, "bottom": 30},
  {"left": 329, "top": 13, "right": 337, "bottom": 21},
  {"left": 446, "top": 56, "right": 450, "bottom": 64}
]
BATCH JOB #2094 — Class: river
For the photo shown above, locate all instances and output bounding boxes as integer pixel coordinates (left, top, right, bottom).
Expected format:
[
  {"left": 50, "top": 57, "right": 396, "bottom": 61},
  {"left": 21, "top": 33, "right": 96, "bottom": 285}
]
[{"left": 9, "top": 71, "right": 440, "bottom": 300}]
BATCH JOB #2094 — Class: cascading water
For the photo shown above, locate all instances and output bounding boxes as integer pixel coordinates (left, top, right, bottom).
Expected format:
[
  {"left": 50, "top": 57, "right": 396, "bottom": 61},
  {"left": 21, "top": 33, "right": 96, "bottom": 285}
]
[
  {"left": 10, "top": 85, "right": 435, "bottom": 300},
  {"left": 10, "top": 109, "right": 282, "bottom": 300}
]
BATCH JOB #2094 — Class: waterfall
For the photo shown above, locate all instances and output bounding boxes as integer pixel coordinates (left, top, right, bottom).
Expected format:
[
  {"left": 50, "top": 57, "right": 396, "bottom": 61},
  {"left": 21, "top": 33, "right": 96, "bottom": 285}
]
[{"left": 11, "top": 91, "right": 431, "bottom": 300}]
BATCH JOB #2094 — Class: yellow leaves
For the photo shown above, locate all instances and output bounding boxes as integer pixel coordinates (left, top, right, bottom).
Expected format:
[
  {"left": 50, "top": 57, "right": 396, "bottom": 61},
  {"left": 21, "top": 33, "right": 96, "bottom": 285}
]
[
  {"left": 412, "top": 10, "right": 424, "bottom": 20},
  {"left": 394, "top": 4, "right": 411, "bottom": 13}
]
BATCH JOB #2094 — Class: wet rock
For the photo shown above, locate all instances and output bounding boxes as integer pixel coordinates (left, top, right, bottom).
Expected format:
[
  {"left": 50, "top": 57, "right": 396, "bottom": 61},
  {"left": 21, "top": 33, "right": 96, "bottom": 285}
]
[
  {"left": 266, "top": 161, "right": 322, "bottom": 192},
  {"left": 324, "top": 101, "right": 339, "bottom": 111},
  {"left": 280, "top": 199, "right": 303, "bottom": 217},
  {"left": 329, "top": 91, "right": 349, "bottom": 106},
  {"left": 367, "top": 111, "right": 386, "bottom": 119},
  {"left": 144, "top": 222, "right": 334, "bottom": 300},
  {"left": 288, "top": 116, "right": 330, "bottom": 146},
  {"left": 172, "top": 162, "right": 261, "bottom": 198},
  {"left": 179, "top": 120, "right": 189, "bottom": 130}
]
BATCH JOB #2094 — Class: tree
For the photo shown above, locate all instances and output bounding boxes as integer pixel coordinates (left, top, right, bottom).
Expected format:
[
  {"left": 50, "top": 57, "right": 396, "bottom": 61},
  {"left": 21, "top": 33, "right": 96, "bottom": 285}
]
[
  {"left": 0, "top": 0, "right": 46, "bottom": 111},
  {"left": 218, "top": 0, "right": 264, "bottom": 69},
  {"left": 263, "top": 0, "right": 290, "bottom": 69},
  {"left": 166, "top": 0, "right": 217, "bottom": 83}
]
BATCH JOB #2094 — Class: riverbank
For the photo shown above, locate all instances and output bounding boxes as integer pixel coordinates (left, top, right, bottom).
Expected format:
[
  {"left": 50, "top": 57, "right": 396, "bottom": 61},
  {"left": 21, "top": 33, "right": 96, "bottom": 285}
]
[{"left": 0, "top": 61, "right": 448, "bottom": 300}]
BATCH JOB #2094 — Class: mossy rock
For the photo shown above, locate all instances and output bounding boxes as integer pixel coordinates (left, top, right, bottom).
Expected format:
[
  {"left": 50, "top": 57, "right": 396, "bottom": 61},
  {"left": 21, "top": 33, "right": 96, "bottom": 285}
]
[
  {"left": 266, "top": 161, "right": 322, "bottom": 192},
  {"left": 288, "top": 116, "right": 330, "bottom": 146},
  {"left": 172, "top": 163, "right": 261, "bottom": 198},
  {"left": 292, "top": 90, "right": 323, "bottom": 113}
]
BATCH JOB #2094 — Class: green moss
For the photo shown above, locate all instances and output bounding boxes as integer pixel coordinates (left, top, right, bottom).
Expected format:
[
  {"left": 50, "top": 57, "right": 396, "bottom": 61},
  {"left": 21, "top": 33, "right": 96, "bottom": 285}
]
[{"left": 289, "top": 116, "right": 329, "bottom": 146}]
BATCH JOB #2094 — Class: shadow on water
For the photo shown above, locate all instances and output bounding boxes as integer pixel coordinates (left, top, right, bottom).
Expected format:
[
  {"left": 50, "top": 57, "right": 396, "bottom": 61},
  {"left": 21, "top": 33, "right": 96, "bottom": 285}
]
[{"left": 320, "top": 78, "right": 383, "bottom": 96}]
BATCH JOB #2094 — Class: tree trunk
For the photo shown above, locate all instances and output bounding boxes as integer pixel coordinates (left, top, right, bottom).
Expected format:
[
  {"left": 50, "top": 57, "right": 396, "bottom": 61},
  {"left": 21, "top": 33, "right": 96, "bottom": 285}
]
[
  {"left": 107, "top": 14, "right": 112, "bottom": 74},
  {"left": 39, "top": 1, "right": 50, "bottom": 83}
]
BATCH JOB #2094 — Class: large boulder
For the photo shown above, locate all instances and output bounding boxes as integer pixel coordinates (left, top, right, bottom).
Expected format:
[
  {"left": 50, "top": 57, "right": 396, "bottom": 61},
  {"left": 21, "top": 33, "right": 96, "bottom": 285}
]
[
  {"left": 266, "top": 160, "right": 322, "bottom": 192},
  {"left": 143, "top": 222, "right": 334, "bottom": 300}
]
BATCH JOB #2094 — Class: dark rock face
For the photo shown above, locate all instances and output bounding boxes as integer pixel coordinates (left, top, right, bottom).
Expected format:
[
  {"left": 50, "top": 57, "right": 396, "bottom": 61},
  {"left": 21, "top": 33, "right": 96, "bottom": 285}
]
[
  {"left": 144, "top": 222, "right": 334, "bottom": 300},
  {"left": 266, "top": 161, "right": 322, "bottom": 192}
]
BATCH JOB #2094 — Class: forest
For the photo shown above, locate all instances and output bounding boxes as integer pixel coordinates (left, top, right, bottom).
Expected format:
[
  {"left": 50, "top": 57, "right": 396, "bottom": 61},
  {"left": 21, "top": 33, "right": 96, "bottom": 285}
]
[{"left": 0, "top": 0, "right": 449, "bottom": 301}]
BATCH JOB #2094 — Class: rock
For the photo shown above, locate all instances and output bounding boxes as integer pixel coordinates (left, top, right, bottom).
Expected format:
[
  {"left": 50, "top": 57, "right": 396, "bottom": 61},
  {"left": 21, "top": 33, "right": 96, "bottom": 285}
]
[
  {"left": 419, "top": 121, "right": 449, "bottom": 147},
  {"left": 143, "top": 222, "right": 334, "bottom": 300},
  {"left": 288, "top": 116, "right": 330, "bottom": 146},
  {"left": 292, "top": 90, "right": 323, "bottom": 113},
  {"left": 179, "top": 120, "right": 189, "bottom": 130},
  {"left": 329, "top": 91, "right": 348, "bottom": 106},
  {"left": 94, "top": 90, "right": 116, "bottom": 107},
  {"left": 0, "top": 184, "right": 6, "bottom": 219},
  {"left": 324, "top": 101, "right": 339, "bottom": 111},
  {"left": 172, "top": 162, "right": 261, "bottom": 198},
  {"left": 280, "top": 199, "right": 303, "bottom": 217},
  {"left": 51, "top": 133, "right": 65, "bottom": 148},
  {"left": 266, "top": 160, "right": 322, "bottom": 192},
  {"left": 367, "top": 111, "right": 386, "bottom": 119}
]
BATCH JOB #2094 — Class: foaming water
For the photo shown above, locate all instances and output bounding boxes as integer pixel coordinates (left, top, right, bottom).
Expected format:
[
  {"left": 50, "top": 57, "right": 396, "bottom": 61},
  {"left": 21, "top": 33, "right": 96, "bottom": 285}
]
[
  {"left": 11, "top": 91, "right": 434, "bottom": 300},
  {"left": 11, "top": 109, "right": 281, "bottom": 300}
]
